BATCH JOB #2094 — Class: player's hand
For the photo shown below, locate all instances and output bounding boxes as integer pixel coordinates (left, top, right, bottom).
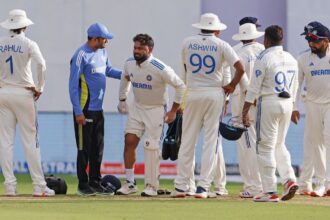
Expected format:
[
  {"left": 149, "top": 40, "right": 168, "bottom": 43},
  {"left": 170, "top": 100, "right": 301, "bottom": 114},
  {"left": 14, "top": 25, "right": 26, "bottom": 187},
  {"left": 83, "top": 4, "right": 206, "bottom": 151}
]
[
  {"left": 164, "top": 111, "right": 176, "bottom": 124},
  {"left": 25, "top": 86, "right": 42, "bottom": 101},
  {"left": 117, "top": 101, "right": 128, "bottom": 114},
  {"left": 75, "top": 115, "right": 86, "bottom": 125},
  {"left": 242, "top": 113, "right": 250, "bottom": 127},
  {"left": 222, "top": 83, "right": 235, "bottom": 95},
  {"left": 291, "top": 110, "right": 300, "bottom": 124}
]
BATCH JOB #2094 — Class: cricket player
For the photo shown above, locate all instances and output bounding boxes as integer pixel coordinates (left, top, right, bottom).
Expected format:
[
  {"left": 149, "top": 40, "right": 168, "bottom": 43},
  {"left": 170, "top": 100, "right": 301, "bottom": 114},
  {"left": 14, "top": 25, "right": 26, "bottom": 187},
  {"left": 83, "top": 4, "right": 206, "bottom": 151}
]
[
  {"left": 231, "top": 22, "right": 265, "bottom": 198},
  {"left": 69, "top": 23, "right": 122, "bottom": 196},
  {"left": 292, "top": 21, "right": 330, "bottom": 197},
  {"left": 116, "top": 34, "right": 185, "bottom": 197},
  {"left": 242, "top": 25, "right": 299, "bottom": 202},
  {"left": 172, "top": 13, "right": 244, "bottom": 199},
  {"left": 0, "top": 9, "right": 55, "bottom": 196}
]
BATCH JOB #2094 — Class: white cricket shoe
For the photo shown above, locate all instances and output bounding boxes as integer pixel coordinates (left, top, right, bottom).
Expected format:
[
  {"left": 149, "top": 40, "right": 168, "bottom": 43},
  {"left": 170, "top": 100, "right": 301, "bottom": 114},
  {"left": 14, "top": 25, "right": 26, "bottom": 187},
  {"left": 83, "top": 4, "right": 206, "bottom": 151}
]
[
  {"left": 239, "top": 191, "right": 260, "bottom": 198},
  {"left": 214, "top": 187, "right": 228, "bottom": 196},
  {"left": 281, "top": 181, "right": 298, "bottom": 201},
  {"left": 33, "top": 185, "right": 55, "bottom": 197},
  {"left": 195, "top": 186, "right": 217, "bottom": 199},
  {"left": 141, "top": 184, "right": 157, "bottom": 197},
  {"left": 185, "top": 188, "right": 196, "bottom": 196},
  {"left": 116, "top": 180, "right": 138, "bottom": 195},
  {"left": 253, "top": 193, "right": 279, "bottom": 202},
  {"left": 310, "top": 185, "right": 325, "bottom": 197},
  {"left": 5, "top": 184, "right": 17, "bottom": 196},
  {"left": 170, "top": 188, "right": 186, "bottom": 198}
]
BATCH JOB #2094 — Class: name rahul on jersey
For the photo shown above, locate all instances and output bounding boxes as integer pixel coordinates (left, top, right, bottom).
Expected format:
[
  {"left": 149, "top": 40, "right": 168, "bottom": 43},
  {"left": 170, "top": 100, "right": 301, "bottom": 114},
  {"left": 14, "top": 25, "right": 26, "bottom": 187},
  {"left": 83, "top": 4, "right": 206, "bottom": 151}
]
[{"left": 0, "top": 44, "right": 23, "bottom": 53}]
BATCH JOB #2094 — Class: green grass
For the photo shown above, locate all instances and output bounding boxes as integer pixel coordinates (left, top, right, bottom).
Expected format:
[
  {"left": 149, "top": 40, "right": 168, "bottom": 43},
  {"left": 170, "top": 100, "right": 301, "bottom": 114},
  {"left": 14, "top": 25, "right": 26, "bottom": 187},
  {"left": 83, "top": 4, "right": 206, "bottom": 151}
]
[{"left": 0, "top": 174, "right": 329, "bottom": 220}]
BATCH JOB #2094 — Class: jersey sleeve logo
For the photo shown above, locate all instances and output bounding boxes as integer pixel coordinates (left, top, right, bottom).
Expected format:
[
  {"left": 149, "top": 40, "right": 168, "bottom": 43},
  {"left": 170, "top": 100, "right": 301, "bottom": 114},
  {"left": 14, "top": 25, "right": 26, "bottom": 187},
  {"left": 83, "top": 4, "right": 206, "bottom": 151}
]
[{"left": 150, "top": 59, "right": 165, "bottom": 70}]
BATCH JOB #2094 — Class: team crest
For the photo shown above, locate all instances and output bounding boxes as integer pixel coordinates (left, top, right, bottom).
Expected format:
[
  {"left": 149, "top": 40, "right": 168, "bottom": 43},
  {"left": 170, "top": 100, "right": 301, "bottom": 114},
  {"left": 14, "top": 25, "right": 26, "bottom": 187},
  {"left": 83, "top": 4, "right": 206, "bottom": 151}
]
[{"left": 146, "top": 75, "right": 152, "bottom": 81}]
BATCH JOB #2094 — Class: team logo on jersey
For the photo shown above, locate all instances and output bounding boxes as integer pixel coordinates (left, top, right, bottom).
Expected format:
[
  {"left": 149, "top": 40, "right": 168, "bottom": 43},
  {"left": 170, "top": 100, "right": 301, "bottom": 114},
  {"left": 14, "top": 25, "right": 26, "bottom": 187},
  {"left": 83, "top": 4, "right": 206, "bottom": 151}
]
[
  {"left": 146, "top": 75, "right": 152, "bottom": 81},
  {"left": 255, "top": 69, "right": 262, "bottom": 77},
  {"left": 309, "top": 62, "right": 314, "bottom": 66}
]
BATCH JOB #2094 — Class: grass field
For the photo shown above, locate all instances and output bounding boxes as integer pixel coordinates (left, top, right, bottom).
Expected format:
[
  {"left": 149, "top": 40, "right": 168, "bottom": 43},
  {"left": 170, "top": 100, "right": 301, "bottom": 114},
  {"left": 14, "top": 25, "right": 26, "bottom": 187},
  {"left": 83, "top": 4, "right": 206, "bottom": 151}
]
[{"left": 0, "top": 174, "right": 329, "bottom": 220}]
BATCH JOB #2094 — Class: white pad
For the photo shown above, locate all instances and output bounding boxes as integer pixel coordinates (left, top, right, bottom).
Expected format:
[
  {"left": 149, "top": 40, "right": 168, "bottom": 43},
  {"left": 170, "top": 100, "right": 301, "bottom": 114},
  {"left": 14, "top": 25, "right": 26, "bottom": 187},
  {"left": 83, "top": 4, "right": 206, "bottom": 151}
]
[{"left": 144, "top": 138, "right": 160, "bottom": 188}]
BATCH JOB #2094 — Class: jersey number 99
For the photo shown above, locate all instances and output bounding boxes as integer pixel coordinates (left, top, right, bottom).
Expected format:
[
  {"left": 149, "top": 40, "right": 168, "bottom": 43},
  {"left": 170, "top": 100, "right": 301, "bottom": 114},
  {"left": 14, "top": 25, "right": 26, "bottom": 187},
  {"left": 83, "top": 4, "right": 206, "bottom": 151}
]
[{"left": 189, "top": 53, "right": 215, "bottom": 74}]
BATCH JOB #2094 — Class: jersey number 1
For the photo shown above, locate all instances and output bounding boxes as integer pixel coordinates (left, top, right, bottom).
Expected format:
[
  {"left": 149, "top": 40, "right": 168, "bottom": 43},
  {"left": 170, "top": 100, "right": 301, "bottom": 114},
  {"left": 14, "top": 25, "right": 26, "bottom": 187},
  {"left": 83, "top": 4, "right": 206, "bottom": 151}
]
[{"left": 6, "top": 55, "right": 13, "bottom": 74}]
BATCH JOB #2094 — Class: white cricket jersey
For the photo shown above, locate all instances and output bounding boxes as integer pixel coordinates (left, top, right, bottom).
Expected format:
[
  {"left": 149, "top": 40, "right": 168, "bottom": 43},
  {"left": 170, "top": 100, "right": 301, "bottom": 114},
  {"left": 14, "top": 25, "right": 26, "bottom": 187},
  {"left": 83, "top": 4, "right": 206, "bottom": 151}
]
[
  {"left": 0, "top": 32, "right": 46, "bottom": 92},
  {"left": 181, "top": 33, "right": 239, "bottom": 89},
  {"left": 119, "top": 55, "right": 185, "bottom": 108},
  {"left": 232, "top": 42, "right": 265, "bottom": 94},
  {"left": 246, "top": 46, "right": 298, "bottom": 103},
  {"left": 297, "top": 44, "right": 330, "bottom": 105}
]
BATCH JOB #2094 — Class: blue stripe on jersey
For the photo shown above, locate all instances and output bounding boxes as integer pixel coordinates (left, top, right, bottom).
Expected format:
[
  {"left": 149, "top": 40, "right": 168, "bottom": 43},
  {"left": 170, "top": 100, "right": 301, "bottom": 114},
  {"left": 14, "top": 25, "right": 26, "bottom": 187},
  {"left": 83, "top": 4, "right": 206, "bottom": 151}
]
[
  {"left": 256, "top": 97, "right": 262, "bottom": 154},
  {"left": 150, "top": 59, "right": 165, "bottom": 70},
  {"left": 257, "top": 49, "right": 269, "bottom": 60}
]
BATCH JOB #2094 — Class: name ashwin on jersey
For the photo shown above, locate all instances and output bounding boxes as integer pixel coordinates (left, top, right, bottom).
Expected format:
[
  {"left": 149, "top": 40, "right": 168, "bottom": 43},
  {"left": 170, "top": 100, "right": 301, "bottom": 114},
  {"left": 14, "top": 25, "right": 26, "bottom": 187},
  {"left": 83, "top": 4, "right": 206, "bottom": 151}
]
[
  {"left": 0, "top": 44, "right": 23, "bottom": 53},
  {"left": 188, "top": 43, "right": 217, "bottom": 52}
]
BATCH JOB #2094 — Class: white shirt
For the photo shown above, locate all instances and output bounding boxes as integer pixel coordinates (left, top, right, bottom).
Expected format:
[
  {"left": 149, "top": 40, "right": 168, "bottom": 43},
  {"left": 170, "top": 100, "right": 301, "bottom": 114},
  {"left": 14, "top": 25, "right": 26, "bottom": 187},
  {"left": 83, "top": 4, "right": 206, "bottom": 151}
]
[
  {"left": 0, "top": 32, "right": 46, "bottom": 92},
  {"left": 119, "top": 55, "right": 185, "bottom": 108},
  {"left": 181, "top": 33, "right": 239, "bottom": 89},
  {"left": 246, "top": 46, "right": 298, "bottom": 103},
  {"left": 296, "top": 44, "right": 330, "bottom": 106},
  {"left": 232, "top": 42, "right": 265, "bottom": 95}
]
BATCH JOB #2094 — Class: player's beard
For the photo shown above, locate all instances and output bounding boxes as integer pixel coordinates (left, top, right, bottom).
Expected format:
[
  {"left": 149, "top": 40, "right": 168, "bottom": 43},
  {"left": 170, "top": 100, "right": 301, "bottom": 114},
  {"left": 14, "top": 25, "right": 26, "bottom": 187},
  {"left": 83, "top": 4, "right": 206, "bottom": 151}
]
[{"left": 134, "top": 53, "right": 148, "bottom": 64}]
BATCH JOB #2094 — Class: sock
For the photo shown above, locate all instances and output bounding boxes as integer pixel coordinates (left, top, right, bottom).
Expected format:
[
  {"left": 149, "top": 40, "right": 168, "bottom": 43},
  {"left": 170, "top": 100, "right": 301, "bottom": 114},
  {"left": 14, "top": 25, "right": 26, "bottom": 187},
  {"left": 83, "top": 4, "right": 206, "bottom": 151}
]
[{"left": 126, "top": 168, "right": 135, "bottom": 183}]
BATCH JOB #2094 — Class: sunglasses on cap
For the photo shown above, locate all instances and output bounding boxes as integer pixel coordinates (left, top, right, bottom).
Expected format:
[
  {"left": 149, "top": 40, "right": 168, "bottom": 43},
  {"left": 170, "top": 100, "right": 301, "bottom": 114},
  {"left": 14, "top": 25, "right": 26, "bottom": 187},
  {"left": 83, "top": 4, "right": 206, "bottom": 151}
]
[{"left": 306, "top": 32, "right": 328, "bottom": 42}]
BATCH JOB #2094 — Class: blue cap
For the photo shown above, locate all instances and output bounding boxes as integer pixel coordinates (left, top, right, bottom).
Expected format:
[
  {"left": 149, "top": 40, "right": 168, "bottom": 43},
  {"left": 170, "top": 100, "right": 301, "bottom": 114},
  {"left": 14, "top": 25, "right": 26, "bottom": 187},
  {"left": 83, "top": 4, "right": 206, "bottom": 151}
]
[
  {"left": 239, "top": 17, "right": 261, "bottom": 27},
  {"left": 301, "top": 21, "right": 330, "bottom": 42},
  {"left": 87, "top": 23, "right": 114, "bottom": 39}
]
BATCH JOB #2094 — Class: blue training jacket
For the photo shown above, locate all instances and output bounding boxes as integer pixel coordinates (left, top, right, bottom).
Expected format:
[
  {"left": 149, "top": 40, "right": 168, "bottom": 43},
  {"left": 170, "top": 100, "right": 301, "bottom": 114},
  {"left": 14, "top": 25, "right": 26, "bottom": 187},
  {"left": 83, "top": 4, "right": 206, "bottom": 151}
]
[{"left": 69, "top": 43, "right": 121, "bottom": 116}]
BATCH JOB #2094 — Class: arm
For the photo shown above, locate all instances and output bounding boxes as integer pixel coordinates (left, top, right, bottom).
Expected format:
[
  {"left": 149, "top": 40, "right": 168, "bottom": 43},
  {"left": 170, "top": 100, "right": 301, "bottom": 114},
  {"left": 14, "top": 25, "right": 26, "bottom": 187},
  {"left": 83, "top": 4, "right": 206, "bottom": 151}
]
[
  {"left": 223, "top": 60, "right": 245, "bottom": 95},
  {"left": 292, "top": 59, "right": 304, "bottom": 124},
  {"left": 117, "top": 64, "right": 131, "bottom": 114},
  {"left": 105, "top": 56, "right": 122, "bottom": 79},
  {"left": 69, "top": 50, "right": 85, "bottom": 123},
  {"left": 162, "top": 66, "right": 186, "bottom": 123},
  {"left": 245, "top": 58, "right": 265, "bottom": 104},
  {"left": 29, "top": 41, "right": 46, "bottom": 100}
]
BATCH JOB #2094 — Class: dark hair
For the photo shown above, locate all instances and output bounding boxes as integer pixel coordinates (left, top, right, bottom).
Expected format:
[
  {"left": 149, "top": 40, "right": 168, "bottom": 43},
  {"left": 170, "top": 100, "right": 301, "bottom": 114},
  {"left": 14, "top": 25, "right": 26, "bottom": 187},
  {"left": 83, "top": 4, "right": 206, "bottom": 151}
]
[
  {"left": 265, "top": 25, "right": 283, "bottom": 45},
  {"left": 133, "top": 34, "right": 154, "bottom": 48},
  {"left": 11, "top": 27, "right": 26, "bottom": 34},
  {"left": 201, "top": 29, "right": 217, "bottom": 34}
]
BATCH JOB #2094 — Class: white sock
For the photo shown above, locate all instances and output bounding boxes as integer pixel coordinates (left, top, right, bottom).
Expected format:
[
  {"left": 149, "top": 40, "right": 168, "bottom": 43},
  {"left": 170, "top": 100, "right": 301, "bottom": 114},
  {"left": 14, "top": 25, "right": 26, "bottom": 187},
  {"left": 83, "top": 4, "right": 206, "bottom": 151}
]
[{"left": 126, "top": 169, "right": 135, "bottom": 183}]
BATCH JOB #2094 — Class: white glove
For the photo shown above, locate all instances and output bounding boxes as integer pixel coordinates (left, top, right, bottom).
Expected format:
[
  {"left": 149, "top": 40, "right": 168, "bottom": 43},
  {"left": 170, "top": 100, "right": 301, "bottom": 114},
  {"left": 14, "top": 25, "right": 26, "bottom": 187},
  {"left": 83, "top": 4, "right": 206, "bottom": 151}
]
[{"left": 117, "top": 101, "right": 128, "bottom": 114}]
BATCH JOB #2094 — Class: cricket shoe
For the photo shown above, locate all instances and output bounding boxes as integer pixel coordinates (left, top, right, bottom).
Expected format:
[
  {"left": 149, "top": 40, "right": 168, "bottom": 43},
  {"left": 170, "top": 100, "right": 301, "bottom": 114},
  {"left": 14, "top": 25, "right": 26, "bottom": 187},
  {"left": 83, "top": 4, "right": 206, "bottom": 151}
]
[
  {"left": 281, "top": 181, "right": 298, "bottom": 201},
  {"left": 5, "top": 184, "right": 17, "bottom": 197},
  {"left": 170, "top": 188, "right": 186, "bottom": 198},
  {"left": 33, "top": 185, "right": 55, "bottom": 197},
  {"left": 116, "top": 180, "right": 138, "bottom": 195},
  {"left": 89, "top": 181, "right": 114, "bottom": 196},
  {"left": 326, "top": 188, "right": 330, "bottom": 196},
  {"left": 214, "top": 187, "right": 228, "bottom": 196},
  {"left": 239, "top": 191, "right": 260, "bottom": 198},
  {"left": 195, "top": 186, "right": 217, "bottom": 199},
  {"left": 253, "top": 193, "right": 279, "bottom": 202},
  {"left": 185, "top": 188, "right": 196, "bottom": 196},
  {"left": 141, "top": 184, "right": 157, "bottom": 197},
  {"left": 310, "top": 185, "right": 325, "bottom": 197}
]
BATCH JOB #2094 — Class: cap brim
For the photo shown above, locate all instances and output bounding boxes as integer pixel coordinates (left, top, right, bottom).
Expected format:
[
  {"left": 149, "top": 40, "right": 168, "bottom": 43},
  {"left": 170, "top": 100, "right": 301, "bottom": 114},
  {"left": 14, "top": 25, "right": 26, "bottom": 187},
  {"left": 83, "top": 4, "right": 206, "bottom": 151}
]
[
  {"left": 103, "top": 32, "right": 114, "bottom": 39},
  {"left": 0, "top": 18, "right": 34, "bottom": 30},
  {"left": 192, "top": 23, "right": 227, "bottom": 31},
  {"left": 232, "top": 32, "right": 264, "bottom": 41}
]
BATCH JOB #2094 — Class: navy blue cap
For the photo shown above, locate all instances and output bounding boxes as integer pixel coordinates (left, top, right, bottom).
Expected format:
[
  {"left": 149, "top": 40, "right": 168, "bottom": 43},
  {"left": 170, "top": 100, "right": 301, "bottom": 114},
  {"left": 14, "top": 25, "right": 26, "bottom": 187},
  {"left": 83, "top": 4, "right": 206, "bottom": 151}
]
[
  {"left": 239, "top": 17, "right": 261, "bottom": 27},
  {"left": 87, "top": 23, "right": 114, "bottom": 39},
  {"left": 301, "top": 21, "right": 330, "bottom": 42}
]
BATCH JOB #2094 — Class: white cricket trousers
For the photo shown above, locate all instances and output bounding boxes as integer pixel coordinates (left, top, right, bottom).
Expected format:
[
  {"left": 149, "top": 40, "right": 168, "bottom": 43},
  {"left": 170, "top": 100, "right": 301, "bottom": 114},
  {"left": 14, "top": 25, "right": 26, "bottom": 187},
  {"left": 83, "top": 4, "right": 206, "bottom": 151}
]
[
  {"left": 299, "top": 100, "right": 330, "bottom": 190},
  {"left": 256, "top": 96, "right": 296, "bottom": 193},
  {"left": 0, "top": 87, "right": 46, "bottom": 187},
  {"left": 175, "top": 89, "right": 224, "bottom": 191},
  {"left": 231, "top": 93, "right": 262, "bottom": 193},
  {"left": 213, "top": 138, "right": 227, "bottom": 190}
]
